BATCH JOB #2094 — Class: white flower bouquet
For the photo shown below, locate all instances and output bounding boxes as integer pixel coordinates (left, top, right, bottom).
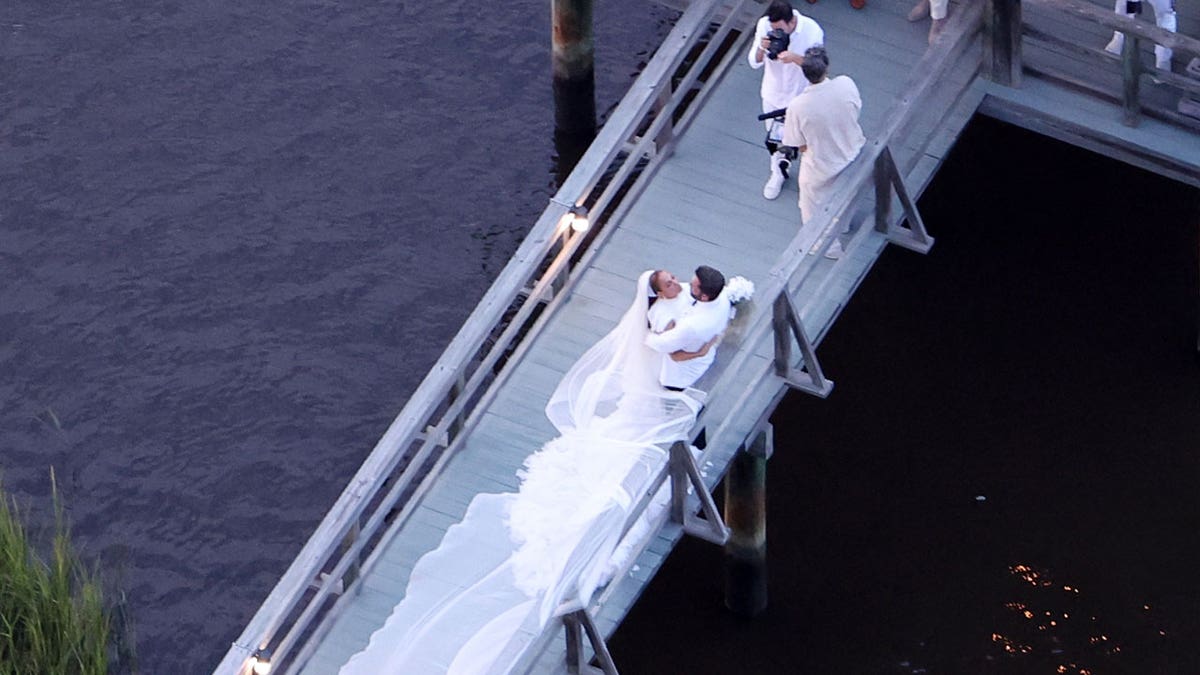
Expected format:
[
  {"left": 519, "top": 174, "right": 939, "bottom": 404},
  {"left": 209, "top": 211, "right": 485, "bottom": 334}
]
[{"left": 725, "top": 275, "right": 755, "bottom": 305}]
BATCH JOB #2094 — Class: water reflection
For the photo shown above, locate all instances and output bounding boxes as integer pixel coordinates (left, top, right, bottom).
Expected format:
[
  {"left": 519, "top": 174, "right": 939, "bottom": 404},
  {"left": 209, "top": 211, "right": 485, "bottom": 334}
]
[{"left": 977, "top": 562, "right": 1173, "bottom": 673}]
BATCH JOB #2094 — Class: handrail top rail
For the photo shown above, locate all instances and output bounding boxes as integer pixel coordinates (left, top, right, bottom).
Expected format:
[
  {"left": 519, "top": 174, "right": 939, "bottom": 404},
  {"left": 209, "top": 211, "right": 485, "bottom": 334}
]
[{"left": 1026, "top": 0, "right": 1200, "bottom": 56}]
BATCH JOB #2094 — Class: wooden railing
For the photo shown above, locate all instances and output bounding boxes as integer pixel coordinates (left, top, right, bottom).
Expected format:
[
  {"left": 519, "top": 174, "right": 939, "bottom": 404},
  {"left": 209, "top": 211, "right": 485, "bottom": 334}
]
[
  {"left": 986, "top": 0, "right": 1200, "bottom": 128},
  {"left": 212, "top": 0, "right": 760, "bottom": 673}
]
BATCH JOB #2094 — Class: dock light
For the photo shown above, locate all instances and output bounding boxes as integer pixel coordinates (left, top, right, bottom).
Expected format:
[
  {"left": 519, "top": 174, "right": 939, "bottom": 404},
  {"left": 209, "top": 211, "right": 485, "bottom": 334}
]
[
  {"left": 568, "top": 205, "right": 590, "bottom": 232},
  {"left": 250, "top": 648, "right": 272, "bottom": 675}
]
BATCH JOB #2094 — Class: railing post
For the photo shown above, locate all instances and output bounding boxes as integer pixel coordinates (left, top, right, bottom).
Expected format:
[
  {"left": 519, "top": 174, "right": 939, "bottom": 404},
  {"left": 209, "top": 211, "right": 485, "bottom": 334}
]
[
  {"left": 724, "top": 426, "right": 772, "bottom": 617},
  {"left": 984, "top": 0, "right": 1023, "bottom": 86},
  {"left": 652, "top": 85, "right": 674, "bottom": 157},
  {"left": 563, "top": 610, "right": 618, "bottom": 675},
  {"left": 874, "top": 151, "right": 893, "bottom": 235},
  {"left": 668, "top": 441, "right": 730, "bottom": 545},
  {"left": 1121, "top": 33, "right": 1142, "bottom": 126},
  {"left": 340, "top": 518, "right": 361, "bottom": 589},
  {"left": 448, "top": 372, "right": 467, "bottom": 439},
  {"left": 772, "top": 293, "right": 792, "bottom": 376},
  {"left": 771, "top": 292, "right": 835, "bottom": 397},
  {"left": 546, "top": 230, "right": 569, "bottom": 300}
]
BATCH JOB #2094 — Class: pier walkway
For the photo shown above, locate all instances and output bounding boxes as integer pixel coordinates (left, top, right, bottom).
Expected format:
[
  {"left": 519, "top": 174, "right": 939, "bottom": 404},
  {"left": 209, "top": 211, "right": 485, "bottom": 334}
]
[{"left": 216, "top": 0, "right": 1198, "bottom": 673}]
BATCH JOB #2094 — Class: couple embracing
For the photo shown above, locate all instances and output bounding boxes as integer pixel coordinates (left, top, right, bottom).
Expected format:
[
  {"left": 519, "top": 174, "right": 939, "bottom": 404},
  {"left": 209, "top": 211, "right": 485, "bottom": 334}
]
[
  {"left": 644, "top": 265, "right": 732, "bottom": 392},
  {"left": 341, "top": 266, "right": 736, "bottom": 675}
]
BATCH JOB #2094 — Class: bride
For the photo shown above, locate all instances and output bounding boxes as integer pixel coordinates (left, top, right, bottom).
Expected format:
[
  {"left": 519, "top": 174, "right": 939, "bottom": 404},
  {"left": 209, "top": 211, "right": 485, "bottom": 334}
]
[{"left": 339, "top": 270, "right": 712, "bottom": 675}]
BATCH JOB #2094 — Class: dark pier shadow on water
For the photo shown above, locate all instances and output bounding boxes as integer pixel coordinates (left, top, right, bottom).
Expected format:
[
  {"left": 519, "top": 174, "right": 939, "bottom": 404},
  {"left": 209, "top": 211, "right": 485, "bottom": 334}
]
[
  {"left": 554, "top": 128, "right": 596, "bottom": 187},
  {"left": 612, "top": 116, "right": 1200, "bottom": 674}
]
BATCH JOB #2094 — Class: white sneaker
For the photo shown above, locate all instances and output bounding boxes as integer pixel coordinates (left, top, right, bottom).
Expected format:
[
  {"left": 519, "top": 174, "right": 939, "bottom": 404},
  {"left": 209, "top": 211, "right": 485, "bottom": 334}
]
[
  {"left": 762, "top": 151, "right": 788, "bottom": 200},
  {"left": 1105, "top": 32, "right": 1123, "bottom": 55},
  {"left": 824, "top": 238, "right": 845, "bottom": 260}
]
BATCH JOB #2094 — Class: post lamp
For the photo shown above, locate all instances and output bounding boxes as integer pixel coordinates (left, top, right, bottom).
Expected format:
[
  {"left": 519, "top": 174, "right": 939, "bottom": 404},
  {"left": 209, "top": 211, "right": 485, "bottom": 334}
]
[
  {"left": 250, "top": 648, "right": 272, "bottom": 675},
  {"left": 568, "top": 204, "right": 590, "bottom": 232}
]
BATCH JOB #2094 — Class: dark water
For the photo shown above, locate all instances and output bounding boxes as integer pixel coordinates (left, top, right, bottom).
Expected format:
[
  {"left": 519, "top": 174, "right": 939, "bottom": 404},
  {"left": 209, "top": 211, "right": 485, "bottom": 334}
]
[
  {"left": 0, "top": 2, "right": 676, "bottom": 671},
  {"left": 614, "top": 117, "right": 1200, "bottom": 674}
]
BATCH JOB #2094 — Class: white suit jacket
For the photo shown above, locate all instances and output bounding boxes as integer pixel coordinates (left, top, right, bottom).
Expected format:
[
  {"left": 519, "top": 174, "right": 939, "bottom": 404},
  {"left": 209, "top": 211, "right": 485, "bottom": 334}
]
[{"left": 644, "top": 295, "right": 731, "bottom": 389}]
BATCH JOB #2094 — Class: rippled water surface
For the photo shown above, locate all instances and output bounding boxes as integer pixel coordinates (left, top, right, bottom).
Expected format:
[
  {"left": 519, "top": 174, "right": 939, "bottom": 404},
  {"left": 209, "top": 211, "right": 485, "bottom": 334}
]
[{"left": 1, "top": 2, "right": 675, "bottom": 671}]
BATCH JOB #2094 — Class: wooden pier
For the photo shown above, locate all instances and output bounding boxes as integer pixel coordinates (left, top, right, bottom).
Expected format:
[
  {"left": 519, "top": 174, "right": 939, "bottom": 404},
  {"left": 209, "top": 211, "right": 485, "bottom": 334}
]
[{"left": 215, "top": 0, "right": 1198, "bottom": 673}]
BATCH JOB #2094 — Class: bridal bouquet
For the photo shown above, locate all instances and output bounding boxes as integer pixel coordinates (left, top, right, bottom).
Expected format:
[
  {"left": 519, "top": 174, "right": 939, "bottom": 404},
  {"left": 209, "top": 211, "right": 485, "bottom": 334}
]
[{"left": 725, "top": 275, "right": 755, "bottom": 305}]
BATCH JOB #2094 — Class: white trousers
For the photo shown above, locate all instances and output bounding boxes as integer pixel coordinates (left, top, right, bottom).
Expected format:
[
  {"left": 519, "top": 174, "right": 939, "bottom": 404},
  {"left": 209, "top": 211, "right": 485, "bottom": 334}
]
[
  {"left": 1108, "top": 0, "right": 1177, "bottom": 67},
  {"left": 798, "top": 171, "right": 836, "bottom": 227}
]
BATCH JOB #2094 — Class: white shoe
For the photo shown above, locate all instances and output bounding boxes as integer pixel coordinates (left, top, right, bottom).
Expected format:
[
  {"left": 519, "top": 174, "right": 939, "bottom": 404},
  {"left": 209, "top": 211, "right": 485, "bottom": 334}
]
[
  {"left": 763, "top": 151, "right": 788, "bottom": 200},
  {"left": 1105, "top": 33, "right": 1123, "bottom": 55},
  {"left": 824, "top": 238, "right": 845, "bottom": 260}
]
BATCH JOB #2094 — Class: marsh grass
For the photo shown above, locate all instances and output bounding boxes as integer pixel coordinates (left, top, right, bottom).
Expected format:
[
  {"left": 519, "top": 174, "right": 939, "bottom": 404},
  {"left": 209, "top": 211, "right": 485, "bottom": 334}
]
[{"left": 0, "top": 473, "right": 112, "bottom": 675}]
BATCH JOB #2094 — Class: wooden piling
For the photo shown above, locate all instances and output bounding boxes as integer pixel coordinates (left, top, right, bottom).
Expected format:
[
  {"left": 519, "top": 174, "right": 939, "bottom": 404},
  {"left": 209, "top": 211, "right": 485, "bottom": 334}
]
[
  {"left": 724, "top": 426, "right": 772, "bottom": 617},
  {"left": 552, "top": 0, "right": 597, "bottom": 140}
]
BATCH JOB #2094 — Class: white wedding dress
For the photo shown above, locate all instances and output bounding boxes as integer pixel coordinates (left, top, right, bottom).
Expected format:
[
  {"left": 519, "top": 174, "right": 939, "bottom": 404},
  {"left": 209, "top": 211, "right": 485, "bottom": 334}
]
[{"left": 340, "top": 270, "right": 703, "bottom": 675}]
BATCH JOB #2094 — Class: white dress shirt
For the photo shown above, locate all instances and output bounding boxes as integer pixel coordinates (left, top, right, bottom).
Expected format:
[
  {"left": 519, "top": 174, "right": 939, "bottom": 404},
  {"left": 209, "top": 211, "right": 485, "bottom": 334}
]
[
  {"left": 747, "top": 10, "right": 825, "bottom": 111},
  {"left": 644, "top": 295, "right": 731, "bottom": 389}
]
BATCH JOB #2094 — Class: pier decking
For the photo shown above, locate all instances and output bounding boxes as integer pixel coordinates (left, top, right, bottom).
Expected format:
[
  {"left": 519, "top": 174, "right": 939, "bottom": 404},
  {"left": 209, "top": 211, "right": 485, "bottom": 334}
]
[{"left": 216, "top": 1, "right": 1198, "bottom": 673}]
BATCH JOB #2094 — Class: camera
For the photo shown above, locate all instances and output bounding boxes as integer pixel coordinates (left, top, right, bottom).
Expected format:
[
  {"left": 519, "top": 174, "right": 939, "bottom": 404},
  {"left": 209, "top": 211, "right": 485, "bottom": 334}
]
[{"left": 765, "top": 28, "right": 790, "bottom": 60}]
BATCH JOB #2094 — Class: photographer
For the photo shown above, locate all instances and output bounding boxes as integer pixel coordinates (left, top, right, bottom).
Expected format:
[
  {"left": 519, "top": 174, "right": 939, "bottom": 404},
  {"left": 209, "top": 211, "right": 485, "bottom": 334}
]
[
  {"left": 782, "top": 46, "right": 864, "bottom": 248},
  {"left": 747, "top": 0, "right": 823, "bottom": 201}
]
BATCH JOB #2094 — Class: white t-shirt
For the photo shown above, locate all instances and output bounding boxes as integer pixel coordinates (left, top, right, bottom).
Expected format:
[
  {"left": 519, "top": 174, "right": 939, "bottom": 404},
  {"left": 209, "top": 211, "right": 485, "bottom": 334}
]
[
  {"left": 747, "top": 10, "right": 825, "bottom": 111},
  {"left": 782, "top": 75, "right": 866, "bottom": 183}
]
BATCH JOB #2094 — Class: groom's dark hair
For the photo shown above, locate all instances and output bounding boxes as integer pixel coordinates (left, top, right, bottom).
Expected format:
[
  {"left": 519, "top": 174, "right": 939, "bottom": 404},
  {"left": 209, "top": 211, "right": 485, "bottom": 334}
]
[{"left": 695, "top": 265, "right": 725, "bottom": 300}]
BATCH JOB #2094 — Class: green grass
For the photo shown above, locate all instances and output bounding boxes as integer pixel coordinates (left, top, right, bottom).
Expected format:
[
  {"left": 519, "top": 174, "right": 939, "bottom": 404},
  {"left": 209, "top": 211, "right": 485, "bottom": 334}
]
[{"left": 0, "top": 473, "right": 114, "bottom": 675}]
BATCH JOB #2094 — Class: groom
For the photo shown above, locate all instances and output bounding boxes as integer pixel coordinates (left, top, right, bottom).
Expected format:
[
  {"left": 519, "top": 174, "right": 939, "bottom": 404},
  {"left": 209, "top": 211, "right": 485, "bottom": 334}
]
[{"left": 644, "top": 265, "right": 730, "bottom": 391}]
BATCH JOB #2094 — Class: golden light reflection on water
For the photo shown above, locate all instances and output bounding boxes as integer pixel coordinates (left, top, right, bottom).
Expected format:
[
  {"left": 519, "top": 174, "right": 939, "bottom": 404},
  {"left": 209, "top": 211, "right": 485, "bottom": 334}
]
[
  {"left": 892, "top": 560, "right": 1181, "bottom": 673},
  {"left": 995, "top": 562, "right": 1142, "bottom": 672}
]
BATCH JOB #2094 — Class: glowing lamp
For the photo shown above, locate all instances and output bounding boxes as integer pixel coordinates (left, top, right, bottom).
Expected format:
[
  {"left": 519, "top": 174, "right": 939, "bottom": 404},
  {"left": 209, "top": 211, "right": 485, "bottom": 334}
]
[
  {"left": 568, "top": 205, "right": 590, "bottom": 232},
  {"left": 250, "top": 648, "right": 272, "bottom": 675}
]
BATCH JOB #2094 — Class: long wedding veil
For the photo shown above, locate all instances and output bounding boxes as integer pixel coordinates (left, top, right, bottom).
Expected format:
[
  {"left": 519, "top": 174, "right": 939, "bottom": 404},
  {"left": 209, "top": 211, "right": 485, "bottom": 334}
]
[{"left": 340, "top": 270, "right": 701, "bottom": 674}]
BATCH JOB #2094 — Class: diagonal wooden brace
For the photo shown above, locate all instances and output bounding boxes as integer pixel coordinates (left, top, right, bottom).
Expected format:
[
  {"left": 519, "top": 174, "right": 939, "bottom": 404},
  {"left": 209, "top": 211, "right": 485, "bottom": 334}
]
[
  {"left": 668, "top": 441, "right": 730, "bottom": 546},
  {"left": 873, "top": 146, "right": 935, "bottom": 254},
  {"left": 772, "top": 293, "right": 834, "bottom": 398},
  {"left": 564, "top": 609, "right": 620, "bottom": 675}
]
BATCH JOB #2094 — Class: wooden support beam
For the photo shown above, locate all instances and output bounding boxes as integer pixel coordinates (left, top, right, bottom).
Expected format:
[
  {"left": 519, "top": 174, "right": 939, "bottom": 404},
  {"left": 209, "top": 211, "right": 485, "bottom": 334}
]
[
  {"left": 772, "top": 294, "right": 834, "bottom": 397},
  {"left": 873, "top": 147, "right": 935, "bottom": 253},
  {"left": 724, "top": 426, "right": 772, "bottom": 617},
  {"left": 340, "top": 519, "right": 361, "bottom": 590},
  {"left": 447, "top": 373, "right": 467, "bottom": 440},
  {"left": 874, "top": 151, "right": 893, "bottom": 235},
  {"left": 1121, "top": 34, "right": 1142, "bottom": 127},
  {"left": 669, "top": 441, "right": 730, "bottom": 546},
  {"left": 564, "top": 610, "right": 619, "bottom": 675},
  {"left": 984, "top": 0, "right": 1023, "bottom": 86},
  {"left": 652, "top": 86, "right": 675, "bottom": 158}
]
